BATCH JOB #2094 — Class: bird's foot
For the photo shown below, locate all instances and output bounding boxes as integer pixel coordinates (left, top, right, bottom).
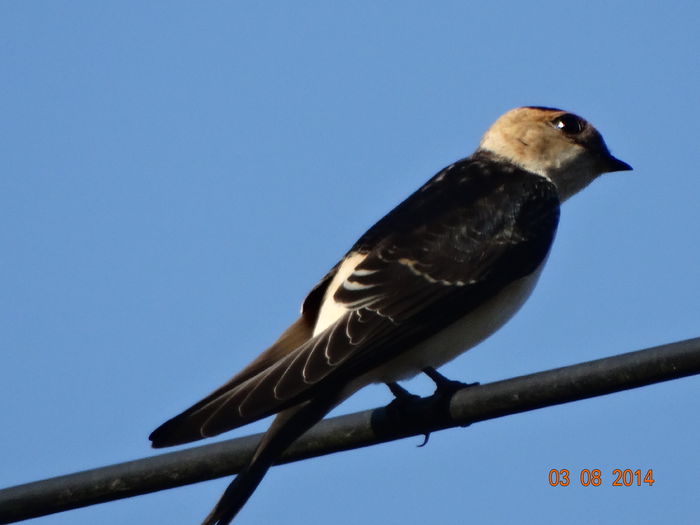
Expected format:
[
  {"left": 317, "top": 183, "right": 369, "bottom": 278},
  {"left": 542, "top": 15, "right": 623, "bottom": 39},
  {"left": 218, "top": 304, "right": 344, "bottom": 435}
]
[
  {"left": 384, "top": 382, "right": 430, "bottom": 445},
  {"left": 422, "top": 367, "right": 479, "bottom": 397},
  {"left": 386, "top": 381, "right": 421, "bottom": 405}
]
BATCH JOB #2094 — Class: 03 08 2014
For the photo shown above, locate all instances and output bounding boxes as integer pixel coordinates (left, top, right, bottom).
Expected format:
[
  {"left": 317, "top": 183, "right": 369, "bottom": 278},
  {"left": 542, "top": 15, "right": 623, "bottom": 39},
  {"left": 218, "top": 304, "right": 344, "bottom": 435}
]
[{"left": 548, "top": 468, "right": 655, "bottom": 487}]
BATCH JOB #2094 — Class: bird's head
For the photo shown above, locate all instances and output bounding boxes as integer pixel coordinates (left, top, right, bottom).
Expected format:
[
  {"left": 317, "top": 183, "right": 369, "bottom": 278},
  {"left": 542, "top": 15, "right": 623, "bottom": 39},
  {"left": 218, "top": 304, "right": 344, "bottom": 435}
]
[{"left": 479, "top": 106, "right": 632, "bottom": 200}]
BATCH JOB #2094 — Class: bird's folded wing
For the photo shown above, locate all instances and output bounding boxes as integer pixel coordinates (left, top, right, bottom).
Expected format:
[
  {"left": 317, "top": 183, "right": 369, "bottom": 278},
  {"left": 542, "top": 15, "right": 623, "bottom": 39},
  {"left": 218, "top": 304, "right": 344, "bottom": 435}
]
[{"left": 150, "top": 160, "right": 559, "bottom": 447}]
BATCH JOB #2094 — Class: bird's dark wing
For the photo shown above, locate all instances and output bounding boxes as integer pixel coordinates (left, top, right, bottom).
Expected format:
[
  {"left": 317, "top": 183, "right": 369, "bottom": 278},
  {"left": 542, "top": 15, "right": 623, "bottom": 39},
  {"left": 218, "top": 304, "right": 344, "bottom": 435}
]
[{"left": 150, "top": 154, "right": 560, "bottom": 448}]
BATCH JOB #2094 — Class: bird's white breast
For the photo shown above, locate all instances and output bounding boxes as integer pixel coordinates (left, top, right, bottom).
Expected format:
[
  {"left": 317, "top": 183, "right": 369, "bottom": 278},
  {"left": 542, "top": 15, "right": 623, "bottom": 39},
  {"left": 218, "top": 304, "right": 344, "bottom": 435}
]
[{"left": 367, "top": 261, "right": 547, "bottom": 384}]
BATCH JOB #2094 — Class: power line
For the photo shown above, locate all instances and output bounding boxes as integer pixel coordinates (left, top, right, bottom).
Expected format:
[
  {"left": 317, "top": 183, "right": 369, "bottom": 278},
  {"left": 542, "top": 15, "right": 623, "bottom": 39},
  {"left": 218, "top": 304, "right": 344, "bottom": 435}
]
[{"left": 1, "top": 336, "right": 699, "bottom": 524}]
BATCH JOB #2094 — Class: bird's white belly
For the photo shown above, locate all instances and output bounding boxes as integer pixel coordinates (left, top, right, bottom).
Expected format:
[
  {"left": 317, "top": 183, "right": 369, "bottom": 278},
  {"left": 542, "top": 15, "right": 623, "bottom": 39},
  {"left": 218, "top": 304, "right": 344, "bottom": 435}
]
[{"left": 368, "top": 262, "right": 546, "bottom": 384}]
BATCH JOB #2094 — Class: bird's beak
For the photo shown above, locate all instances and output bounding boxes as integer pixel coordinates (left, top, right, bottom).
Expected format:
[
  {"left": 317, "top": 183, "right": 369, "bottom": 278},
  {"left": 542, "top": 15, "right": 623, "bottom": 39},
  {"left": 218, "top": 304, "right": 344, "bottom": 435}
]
[{"left": 601, "top": 153, "right": 632, "bottom": 173}]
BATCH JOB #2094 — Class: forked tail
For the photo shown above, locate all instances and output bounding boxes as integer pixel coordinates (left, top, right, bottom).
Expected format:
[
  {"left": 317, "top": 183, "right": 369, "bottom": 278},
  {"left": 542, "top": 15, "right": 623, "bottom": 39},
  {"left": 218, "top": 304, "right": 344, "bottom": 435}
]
[{"left": 201, "top": 395, "right": 340, "bottom": 525}]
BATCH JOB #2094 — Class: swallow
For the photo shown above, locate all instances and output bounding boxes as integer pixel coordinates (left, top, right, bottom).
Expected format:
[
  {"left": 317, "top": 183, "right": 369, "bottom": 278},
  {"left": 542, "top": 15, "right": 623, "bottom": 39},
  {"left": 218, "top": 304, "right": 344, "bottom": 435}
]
[{"left": 149, "top": 106, "right": 631, "bottom": 524}]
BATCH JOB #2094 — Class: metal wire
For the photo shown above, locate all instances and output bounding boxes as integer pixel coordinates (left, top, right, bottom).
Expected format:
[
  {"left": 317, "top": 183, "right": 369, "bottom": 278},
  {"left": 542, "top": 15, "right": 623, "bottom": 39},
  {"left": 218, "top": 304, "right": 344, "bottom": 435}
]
[{"left": 1, "top": 337, "right": 699, "bottom": 524}]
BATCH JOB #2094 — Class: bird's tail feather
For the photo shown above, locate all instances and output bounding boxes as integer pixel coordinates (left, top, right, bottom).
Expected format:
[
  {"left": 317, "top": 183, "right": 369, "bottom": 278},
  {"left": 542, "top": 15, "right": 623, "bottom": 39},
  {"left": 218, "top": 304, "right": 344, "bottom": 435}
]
[{"left": 201, "top": 395, "right": 340, "bottom": 525}]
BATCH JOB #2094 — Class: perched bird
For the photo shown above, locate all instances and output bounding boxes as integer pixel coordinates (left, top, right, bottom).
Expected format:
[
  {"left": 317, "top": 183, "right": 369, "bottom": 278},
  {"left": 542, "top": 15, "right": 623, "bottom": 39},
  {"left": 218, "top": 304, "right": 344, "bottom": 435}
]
[{"left": 150, "top": 106, "right": 631, "bottom": 524}]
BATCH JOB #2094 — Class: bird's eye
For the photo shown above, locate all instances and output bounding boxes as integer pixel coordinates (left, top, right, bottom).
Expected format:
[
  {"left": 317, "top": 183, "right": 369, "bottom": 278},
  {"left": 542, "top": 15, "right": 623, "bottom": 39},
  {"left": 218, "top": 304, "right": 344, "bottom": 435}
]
[{"left": 553, "top": 114, "right": 585, "bottom": 135}]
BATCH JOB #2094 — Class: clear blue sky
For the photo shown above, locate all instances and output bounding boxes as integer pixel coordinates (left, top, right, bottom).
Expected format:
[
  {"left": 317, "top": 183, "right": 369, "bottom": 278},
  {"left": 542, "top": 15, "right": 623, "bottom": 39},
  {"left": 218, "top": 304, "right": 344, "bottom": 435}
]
[{"left": 2, "top": 2, "right": 699, "bottom": 524}]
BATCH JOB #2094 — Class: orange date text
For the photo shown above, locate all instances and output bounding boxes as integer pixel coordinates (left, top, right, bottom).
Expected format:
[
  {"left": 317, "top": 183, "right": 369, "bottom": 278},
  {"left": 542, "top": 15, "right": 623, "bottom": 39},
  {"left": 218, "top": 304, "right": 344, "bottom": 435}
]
[{"left": 548, "top": 469, "right": 654, "bottom": 487}]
